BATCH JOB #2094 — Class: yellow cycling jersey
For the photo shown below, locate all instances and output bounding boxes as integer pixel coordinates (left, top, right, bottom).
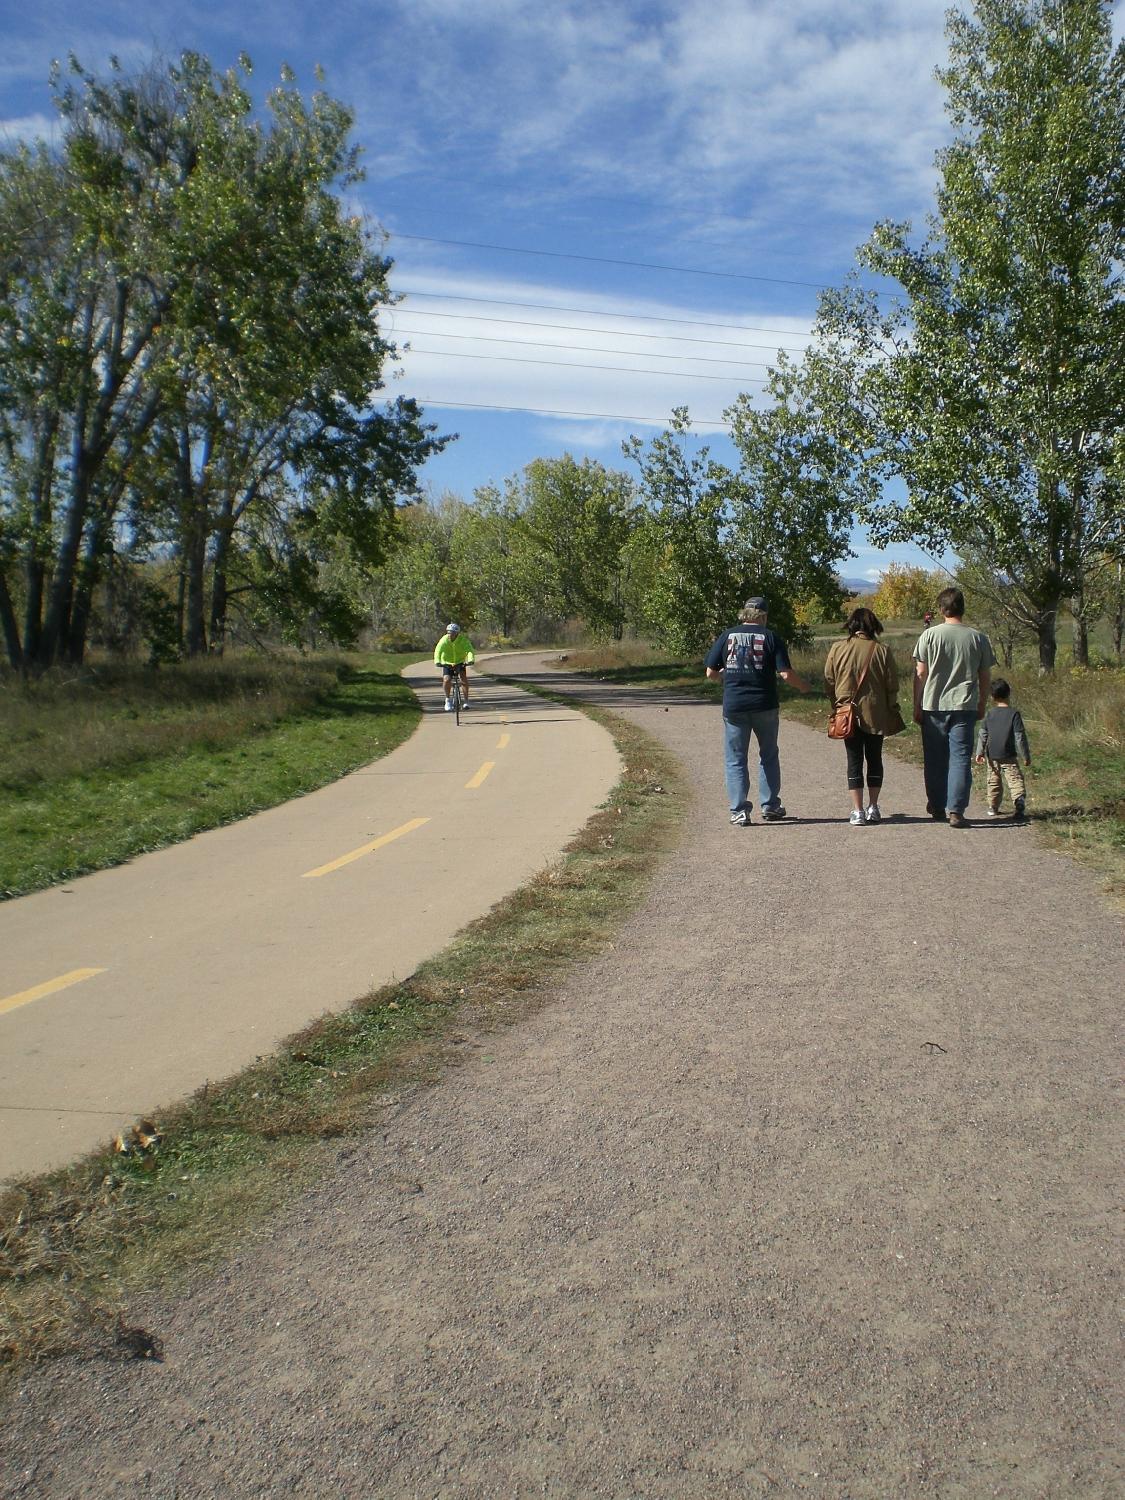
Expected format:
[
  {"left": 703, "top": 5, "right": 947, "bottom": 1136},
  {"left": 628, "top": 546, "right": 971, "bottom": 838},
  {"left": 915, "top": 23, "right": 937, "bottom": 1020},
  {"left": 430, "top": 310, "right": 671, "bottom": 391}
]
[{"left": 434, "top": 633, "right": 475, "bottom": 666}]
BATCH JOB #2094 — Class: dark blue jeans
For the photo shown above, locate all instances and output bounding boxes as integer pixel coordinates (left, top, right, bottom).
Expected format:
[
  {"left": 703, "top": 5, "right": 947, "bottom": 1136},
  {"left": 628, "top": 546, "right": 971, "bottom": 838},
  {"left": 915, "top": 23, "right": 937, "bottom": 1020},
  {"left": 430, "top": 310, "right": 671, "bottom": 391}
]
[
  {"left": 723, "top": 709, "right": 782, "bottom": 814},
  {"left": 920, "top": 710, "right": 977, "bottom": 815}
]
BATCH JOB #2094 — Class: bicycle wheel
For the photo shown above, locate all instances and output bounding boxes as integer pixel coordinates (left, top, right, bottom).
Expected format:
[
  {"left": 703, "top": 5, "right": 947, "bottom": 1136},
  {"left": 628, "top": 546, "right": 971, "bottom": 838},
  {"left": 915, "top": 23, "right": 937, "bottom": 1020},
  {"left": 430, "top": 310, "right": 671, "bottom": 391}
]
[{"left": 451, "top": 675, "right": 463, "bottom": 725}]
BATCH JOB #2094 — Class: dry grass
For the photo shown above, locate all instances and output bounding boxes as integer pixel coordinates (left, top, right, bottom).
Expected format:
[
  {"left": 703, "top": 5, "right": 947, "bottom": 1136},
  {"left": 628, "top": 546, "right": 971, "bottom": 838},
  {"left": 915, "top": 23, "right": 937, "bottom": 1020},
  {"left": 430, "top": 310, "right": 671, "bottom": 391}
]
[
  {"left": 0, "top": 693, "right": 685, "bottom": 1384},
  {"left": 0, "top": 652, "right": 423, "bottom": 897},
  {"left": 0, "top": 654, "right": 352, "bottom": 792}
]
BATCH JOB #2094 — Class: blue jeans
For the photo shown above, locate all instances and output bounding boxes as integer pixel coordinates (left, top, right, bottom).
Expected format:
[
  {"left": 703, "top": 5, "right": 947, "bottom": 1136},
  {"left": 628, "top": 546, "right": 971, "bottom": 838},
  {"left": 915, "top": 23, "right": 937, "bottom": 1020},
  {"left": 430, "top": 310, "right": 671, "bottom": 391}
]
[
  {"left": 920, "top": 710, "right": 977, "bottom": 815},
  {"left": 723, "top": 709, "right": 782, "bottom": 814}
]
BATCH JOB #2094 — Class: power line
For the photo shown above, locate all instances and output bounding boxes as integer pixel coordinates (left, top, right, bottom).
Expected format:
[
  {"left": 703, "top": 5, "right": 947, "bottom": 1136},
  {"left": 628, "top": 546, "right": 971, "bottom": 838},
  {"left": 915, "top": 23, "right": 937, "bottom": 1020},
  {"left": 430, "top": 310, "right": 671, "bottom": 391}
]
[
  {"left": 394, "top": 304, "right": 809, "bottom": 355},
  {"left": 413, "top": 397, "right": 732, "bottom": 424},
  {"left": 391, "top": 231, "right": 829, "bottom": 292},
  {"left": 400, "top": 346, "right": 769, "bottom": 383},
  {"left": 399, "top": 288, "right": 815, "bottom": 342},
  {"left": 393, "top": 325, "right": 776, "bottom": 371}
]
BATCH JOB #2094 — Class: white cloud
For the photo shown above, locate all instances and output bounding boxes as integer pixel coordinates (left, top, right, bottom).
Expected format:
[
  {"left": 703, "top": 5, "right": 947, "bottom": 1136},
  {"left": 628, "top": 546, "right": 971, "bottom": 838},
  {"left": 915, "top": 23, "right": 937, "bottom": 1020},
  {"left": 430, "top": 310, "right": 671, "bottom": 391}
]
[
  {"left": 0, "top": 111, "right": 57, "bottom": 144},
  {"left": 386, "top": 266, "right": 812, "bottom": 434},
  {"left": 353, "top": 0, "right": 952, "bottom": 260}
]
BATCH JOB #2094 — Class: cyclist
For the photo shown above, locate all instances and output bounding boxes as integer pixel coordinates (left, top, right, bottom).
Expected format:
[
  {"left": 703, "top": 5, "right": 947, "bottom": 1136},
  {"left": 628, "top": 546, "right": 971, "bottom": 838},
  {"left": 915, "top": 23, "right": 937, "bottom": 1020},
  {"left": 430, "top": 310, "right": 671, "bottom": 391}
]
[{"left": 434, "top": 622, "right": 475, "bottom": 711}]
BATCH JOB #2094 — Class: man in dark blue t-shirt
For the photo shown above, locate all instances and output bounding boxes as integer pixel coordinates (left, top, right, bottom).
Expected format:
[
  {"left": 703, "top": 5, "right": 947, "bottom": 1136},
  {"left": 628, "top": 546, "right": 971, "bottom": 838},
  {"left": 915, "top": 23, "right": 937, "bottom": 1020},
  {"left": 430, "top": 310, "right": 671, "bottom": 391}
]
[{"left": 704, "top": 596, "right": 810, "bottom": 825}]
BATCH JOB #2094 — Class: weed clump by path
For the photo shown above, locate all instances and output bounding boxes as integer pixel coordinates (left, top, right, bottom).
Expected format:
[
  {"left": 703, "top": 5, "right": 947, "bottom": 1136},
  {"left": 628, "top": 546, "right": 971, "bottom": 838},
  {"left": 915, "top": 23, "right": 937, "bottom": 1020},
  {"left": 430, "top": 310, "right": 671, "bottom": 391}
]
[{"left": 0, "top": 697, "right": 685, "bottom": 1386}]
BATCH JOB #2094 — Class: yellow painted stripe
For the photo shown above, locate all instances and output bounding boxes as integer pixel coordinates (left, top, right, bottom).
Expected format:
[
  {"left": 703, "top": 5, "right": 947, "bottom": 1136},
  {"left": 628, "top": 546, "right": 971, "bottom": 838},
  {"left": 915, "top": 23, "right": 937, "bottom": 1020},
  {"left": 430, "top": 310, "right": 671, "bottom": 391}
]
[
  {"left": 496, "top": 733, "right": 511, "bottom": 749},
  {"left": 0, "top": 967, "right": 106, "bottom": 1018},
  {"left": 465, "top": 761, "right": 496, "bottom": 790},
  {"left": 302, "top": 817, "right": 430, "bottom": 878}
]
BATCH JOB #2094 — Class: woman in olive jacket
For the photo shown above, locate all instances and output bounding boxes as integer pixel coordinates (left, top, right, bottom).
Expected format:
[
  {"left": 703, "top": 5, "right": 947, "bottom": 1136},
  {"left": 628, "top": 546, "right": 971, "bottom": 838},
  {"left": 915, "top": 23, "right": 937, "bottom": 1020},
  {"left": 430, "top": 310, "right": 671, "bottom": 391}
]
[{"left": 824, "top": 607, "right": 903, "bottom": 826}]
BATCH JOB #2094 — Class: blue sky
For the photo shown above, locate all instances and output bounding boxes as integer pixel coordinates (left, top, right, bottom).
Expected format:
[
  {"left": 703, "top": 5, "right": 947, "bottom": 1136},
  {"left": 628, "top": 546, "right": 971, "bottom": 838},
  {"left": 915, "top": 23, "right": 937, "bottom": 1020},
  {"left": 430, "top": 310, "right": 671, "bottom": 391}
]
[{"left": 4, "top": 2, "right": 1119, "bottom": 582}]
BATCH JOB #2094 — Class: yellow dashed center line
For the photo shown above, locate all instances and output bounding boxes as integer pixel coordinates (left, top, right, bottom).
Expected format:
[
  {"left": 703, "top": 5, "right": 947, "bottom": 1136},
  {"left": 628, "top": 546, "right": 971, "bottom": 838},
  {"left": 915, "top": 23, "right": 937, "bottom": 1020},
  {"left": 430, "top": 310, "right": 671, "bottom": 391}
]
[
  {"left": 302, "top": 817, "right": 430, "bottom": 878},
  {"left": 465, "top": 761, "right": 496, "bottom": 790},
  {"left": 496, "top": 733, "right": 511, "bottom": 749},
  {"left": 0, "top": 967, "right": 106, "bottom": 1018}
]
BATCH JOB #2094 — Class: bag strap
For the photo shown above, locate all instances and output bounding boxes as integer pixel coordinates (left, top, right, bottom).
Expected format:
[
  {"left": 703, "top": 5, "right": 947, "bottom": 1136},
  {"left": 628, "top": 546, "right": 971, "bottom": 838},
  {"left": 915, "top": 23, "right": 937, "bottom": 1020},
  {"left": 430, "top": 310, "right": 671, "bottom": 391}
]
[{"left": 841, "top": 638, "right": 878, "bottom": 706}]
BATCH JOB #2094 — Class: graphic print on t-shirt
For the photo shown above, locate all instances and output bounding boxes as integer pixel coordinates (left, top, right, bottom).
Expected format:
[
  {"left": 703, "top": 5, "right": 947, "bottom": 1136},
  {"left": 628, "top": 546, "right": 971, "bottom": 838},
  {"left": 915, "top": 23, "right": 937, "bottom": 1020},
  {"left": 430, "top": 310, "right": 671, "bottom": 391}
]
[{"left": 725, "top": 631, "right": 766, "bottom": 673}]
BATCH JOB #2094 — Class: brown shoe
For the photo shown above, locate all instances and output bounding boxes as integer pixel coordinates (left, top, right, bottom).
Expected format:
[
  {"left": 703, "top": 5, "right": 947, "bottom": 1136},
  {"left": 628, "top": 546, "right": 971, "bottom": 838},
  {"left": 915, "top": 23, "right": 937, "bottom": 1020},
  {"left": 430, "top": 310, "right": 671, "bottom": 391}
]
[{"left": 947, "top": 810, "right": 968, "bottom": 828}]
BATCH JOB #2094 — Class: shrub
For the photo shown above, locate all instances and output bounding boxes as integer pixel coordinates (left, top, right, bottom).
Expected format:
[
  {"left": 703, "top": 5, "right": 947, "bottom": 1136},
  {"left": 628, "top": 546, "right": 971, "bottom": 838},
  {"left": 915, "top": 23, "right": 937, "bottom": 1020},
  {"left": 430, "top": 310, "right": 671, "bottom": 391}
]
[{"left": 372, "top": 629, "right": 427, "bottom": 653}]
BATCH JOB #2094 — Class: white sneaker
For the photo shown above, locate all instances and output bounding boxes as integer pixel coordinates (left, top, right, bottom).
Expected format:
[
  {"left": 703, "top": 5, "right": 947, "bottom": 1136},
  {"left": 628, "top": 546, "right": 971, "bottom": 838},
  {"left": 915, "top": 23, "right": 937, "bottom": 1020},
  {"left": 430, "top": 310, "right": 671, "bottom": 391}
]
[
  {"left": 443, "top": 700, "right": 452, "bottom": 712},
  {"left": 987, "top": 808, "right": 1000, "bottom": 817},
  {"left": 461, "top": 700, "right": 469, "bottom": 709},
  {"left": 849, "top": 809, "right": 865, "bottom": 826},
  {"left": 865, "top": 805, "right": 881, "bottom": 824}
]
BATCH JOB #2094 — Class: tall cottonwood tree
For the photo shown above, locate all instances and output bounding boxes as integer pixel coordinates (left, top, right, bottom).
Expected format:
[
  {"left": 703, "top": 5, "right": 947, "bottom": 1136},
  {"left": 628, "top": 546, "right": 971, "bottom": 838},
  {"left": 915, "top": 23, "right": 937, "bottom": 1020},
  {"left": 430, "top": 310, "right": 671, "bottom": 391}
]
[
  {"left": 799, "top": 0, "right": 1124, "bottom": 670},
  {"left": 0, "top": 53, "right": 445, "bottom": 669}
]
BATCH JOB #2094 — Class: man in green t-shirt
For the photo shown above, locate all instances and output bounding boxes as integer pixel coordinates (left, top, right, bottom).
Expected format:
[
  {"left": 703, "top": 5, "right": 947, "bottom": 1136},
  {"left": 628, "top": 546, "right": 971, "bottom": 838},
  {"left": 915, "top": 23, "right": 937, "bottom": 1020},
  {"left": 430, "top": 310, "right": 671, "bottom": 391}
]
[{"left": 912, "top": 587, "right": 995, "bottom": 827}]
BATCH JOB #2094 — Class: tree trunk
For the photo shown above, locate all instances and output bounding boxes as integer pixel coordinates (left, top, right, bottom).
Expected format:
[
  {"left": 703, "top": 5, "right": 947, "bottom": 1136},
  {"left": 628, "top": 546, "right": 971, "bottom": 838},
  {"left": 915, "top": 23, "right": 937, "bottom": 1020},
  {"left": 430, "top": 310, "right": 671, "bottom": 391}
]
[
  {"left": 22, "top": 417, "right": 58, "bottom": 664},
  {"left": 208, "top": 498, "right": 236, "bottom": 656},
  {"left": 184, "top": 530, "right": 208, "bottom": 657},
  {"left": 63, "top": 517, "right": 108, "bottom": 665},
  {"left": 36, "top": 461, "right": 89, "bottom": 667},
  {"left": 176, "top": 567, "right": 187, "bottom": 652},
  {"left": 1071, "top": 598, "right": 1089, "bottom": 667},
  {"left": 178, "top": 424, "right": 209, "bottom": 658},
  {"left": 0, "top": 571, "right": 24, "bottom": 671},
  {"left": 1036, "top": 608, "right": 1058, "bottom": 673}
]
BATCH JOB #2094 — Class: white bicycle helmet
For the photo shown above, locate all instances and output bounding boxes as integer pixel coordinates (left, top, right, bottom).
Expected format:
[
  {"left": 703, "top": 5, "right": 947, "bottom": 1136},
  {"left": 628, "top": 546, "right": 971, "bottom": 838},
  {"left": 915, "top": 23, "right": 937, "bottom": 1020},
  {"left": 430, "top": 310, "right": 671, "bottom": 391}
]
[{"left": 446, "top": 622, "right": 460, "bottom": 633}]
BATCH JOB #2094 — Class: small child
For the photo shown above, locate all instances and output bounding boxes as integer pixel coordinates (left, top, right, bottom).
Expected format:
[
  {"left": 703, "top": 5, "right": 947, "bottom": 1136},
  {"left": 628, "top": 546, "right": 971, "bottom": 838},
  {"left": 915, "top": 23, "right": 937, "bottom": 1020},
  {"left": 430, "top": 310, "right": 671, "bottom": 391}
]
[{"left": 974, "top": 678, "right": 1032, "bottom": 818}]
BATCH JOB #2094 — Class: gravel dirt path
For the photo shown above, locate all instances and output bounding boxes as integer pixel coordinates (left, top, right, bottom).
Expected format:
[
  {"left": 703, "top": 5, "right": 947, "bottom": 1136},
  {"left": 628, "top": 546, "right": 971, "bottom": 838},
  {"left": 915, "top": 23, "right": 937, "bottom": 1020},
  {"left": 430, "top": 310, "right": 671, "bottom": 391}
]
[{"left": 3, "top": 658, "right": 1121, "bottom": 1498}]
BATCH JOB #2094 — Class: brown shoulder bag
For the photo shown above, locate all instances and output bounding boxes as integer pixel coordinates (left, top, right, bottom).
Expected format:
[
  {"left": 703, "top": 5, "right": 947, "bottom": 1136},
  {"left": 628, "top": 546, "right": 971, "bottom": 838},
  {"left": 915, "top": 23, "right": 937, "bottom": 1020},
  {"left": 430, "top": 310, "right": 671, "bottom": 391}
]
[{"left": 827, "top": 641, "right": 877, "bottom": 740}]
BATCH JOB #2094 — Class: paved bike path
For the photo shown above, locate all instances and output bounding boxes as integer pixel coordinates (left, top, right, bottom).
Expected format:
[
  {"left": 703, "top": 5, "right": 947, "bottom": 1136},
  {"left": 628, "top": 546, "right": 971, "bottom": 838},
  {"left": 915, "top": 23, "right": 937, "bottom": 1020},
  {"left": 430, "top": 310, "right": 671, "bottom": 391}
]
[{"left": 0, "top": 658, "right": 620, "bottom": 1182}]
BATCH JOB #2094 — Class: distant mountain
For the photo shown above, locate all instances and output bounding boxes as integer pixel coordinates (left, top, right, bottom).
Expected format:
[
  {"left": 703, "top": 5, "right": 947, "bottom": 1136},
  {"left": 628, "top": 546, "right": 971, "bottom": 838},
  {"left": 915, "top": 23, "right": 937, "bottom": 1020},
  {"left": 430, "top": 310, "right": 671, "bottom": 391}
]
[{"left": 838, "top": 576, "right": 875, "bottom": 594}]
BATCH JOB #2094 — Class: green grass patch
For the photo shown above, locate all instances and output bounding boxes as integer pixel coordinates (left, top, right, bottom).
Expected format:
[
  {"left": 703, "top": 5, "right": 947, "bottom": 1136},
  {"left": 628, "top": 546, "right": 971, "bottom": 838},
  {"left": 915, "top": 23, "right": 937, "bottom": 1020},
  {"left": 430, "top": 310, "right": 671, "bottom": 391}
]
[
  {"left": 560, "top": 641, "right": 1125, "bottom": 899},
  {"left": 0, "top": 652, "right": 425, "bottom": 898},
  {"left": 0, "top": 688, "right": 685, "bottom": 1383}
]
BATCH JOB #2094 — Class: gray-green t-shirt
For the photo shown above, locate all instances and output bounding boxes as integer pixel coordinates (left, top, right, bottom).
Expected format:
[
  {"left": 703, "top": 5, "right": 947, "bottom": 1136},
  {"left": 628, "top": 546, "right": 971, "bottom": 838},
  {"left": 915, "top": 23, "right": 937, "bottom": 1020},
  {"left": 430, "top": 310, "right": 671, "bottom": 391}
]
[{"left": 913, "top": 622, "right": 996, "bottom": 712}]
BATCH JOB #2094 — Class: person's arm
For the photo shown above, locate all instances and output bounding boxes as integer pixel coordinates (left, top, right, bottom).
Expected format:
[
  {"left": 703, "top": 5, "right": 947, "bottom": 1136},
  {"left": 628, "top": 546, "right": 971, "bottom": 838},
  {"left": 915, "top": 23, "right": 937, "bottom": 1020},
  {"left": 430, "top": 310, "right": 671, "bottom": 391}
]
[
  {"left": 776, "top": 637, "right": 809, "bottom": 694},
  {"left": 1014, "top": 710, "right": 1031, "bottom": 766},
  {"left": 434, "top": 638, "right": 445, "bottom": 665},
  {"left": 704, "top": 638, "right": 724, "bottom": 681},
  {"left": 973, "top": 720, "right": 987, "bottom": 763},
  {"left": 977, "top": 666, "right": 990, "bottom": 719},
  {"left": 913, "top": 659, "right": 927, "bottom": 723}
]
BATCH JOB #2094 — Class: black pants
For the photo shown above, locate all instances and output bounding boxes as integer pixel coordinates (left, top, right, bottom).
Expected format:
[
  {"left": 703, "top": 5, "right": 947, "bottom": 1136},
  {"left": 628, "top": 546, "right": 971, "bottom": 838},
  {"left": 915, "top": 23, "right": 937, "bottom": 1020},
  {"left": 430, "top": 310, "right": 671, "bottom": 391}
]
[{"left": 845, "top": 731, "right": 884, "bottom": 791}]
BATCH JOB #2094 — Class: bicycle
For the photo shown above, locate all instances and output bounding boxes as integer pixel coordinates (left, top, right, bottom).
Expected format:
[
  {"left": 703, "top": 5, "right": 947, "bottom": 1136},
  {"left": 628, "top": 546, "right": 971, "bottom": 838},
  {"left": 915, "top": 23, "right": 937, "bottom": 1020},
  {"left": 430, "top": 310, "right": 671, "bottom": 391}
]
[{"left": 447, "top": 665, "right": 466, "bottom": 725}]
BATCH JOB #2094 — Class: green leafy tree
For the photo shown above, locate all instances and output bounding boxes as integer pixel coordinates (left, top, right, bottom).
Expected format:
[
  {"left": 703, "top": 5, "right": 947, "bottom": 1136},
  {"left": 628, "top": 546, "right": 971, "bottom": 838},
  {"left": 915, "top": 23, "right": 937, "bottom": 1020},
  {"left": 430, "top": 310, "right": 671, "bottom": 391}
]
[
  {"left": 452, "top": 483, "right": 538, "bottom": 638},
  {"left": 518, "top": 455, "right": 640, "bottom": 640},
  {"left": 803, "top": 0, "right": 1124, "bottom": 671},
  {"left": 367, "top": 493, "right": 474, "bottom": 643},
  {"left": 626, "top": 402, "right": 851, "bottom": 653},
  {"left": 0, "top": 52, "right": 447, "bottom": 669},
  {"left": 624, "top": 414, "right": 747, "bottom": 654}
]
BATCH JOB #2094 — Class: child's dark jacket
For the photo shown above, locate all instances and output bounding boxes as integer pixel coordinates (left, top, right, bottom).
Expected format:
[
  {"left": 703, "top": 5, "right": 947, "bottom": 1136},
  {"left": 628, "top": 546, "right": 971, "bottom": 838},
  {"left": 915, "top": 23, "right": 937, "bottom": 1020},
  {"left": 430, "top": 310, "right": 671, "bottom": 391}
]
[{"left": 974, "top": 705, "right": 1031, "bottom": 762}]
